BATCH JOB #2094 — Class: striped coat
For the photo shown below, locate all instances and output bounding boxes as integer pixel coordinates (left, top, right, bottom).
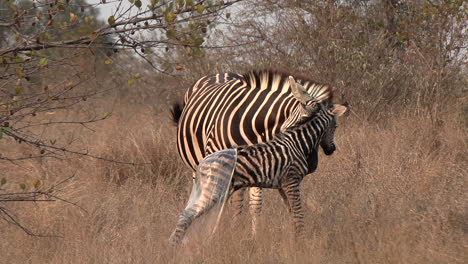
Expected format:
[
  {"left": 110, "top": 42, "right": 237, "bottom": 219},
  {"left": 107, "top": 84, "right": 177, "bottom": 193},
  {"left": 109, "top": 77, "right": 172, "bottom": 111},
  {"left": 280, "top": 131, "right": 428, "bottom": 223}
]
[
  {"left": 175, "top": 70, "right": 331, "bottom": 171},
  {"left": 172, "top": 70, "right": 332, "bottom": 234},
  {"left": 169, "top": 76, "right": 348, "bottom": 245}
]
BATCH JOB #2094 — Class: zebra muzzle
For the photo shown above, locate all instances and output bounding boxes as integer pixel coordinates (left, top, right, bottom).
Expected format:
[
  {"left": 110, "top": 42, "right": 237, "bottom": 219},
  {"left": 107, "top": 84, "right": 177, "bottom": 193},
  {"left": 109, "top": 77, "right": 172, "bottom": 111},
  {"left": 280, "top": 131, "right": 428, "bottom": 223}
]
[{"left": 322, "top": 143, "right": 336, "bottom": 155}]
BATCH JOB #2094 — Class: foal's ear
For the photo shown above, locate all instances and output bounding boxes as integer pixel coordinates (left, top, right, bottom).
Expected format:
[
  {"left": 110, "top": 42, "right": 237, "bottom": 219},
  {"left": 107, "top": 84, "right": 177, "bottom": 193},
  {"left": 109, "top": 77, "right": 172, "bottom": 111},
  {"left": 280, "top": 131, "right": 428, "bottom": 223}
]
[{"left": 329, "top": 104, "right": 348, "bottom": 117}]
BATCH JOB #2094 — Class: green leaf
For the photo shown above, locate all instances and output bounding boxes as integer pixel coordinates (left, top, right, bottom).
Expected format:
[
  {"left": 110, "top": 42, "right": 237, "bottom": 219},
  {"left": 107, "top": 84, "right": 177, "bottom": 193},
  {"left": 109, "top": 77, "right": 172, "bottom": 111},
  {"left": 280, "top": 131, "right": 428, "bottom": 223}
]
[
  {"left": 166, "top": 29, "right": 176, "bottom": 39},
  {"left": 150, "top": 0, "right": 158, "bottom": 5},
  {"left": 15, "top": 87, "right": 23, "bottom": 95},
  {"left": 33, "top": 180, "right": 41, "bottom": 189},
  {"left": 14, "top": 56, "right": 24, "bottom": 63},
  {"left": 194, "top": 37, "right": 204, "bottom": 46},
  {"left": 197, "top": 5, "right": 205, "bottom": 14},
  {"left": 20, "top": 183, "right": 26, "bottom": 191},
  {"left": 127, "top": 78, "right": 134, "bottom": 85},
  {"left": 186, "top": 0, "right": 193, "bottom": 6},
  {"left": 192, "top": 47, "right": 203, "bottom": 57},
  {"left": 38, "top": 58, "right": 48, "bottom": 67},
  {"left": 128, "top": 0, "right": 134, "bottom": 3},
  {"left": 57, "top": 0, "right": 65, "bottom": 10},
  {"left": 15, "top": 68, "right": 23, "bottom": 78},
  {"left": 108, "top": 15, "right": 116, "bottom": 26},
  {"left": 103, "top": 112, "right": 110, "bottom": 118},
  {"left": 226, "top": 12, "right": 231, "bottom": 19},
  {"left": 25, "top": 50, "right": 36, "bottom": 58},
  {"left": 134, "top": 73, "right": 141, "bottom": 79},
  {"left": 1, "top": 178, "right": 6, "bottom": 185},
  {"left": 9, "top": 3, "right": 17, "bottom": 12},
  {"left": 135, "top": 0, "right": 142, "bottom": 8},
  {"left": 165, "top": 2, "right": 174, "bottom": 12},
  {"left": 0, "top": 127, "right": 6, "bottom": 139},
  {"left": 162, "top": 62, "right": 173, "bottom": 73},
  {"left": 164, "top": 12, "right": 176, "bottom": 23},
  {"left": 105, "top": 59, "right": 112, "bottom": 65}
]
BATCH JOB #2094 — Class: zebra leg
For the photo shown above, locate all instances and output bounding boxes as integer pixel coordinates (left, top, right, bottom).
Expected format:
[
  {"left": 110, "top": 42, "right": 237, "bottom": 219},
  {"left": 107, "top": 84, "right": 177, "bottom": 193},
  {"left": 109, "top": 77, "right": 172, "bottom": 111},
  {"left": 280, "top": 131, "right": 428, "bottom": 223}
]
[
  {"left": 168, "top": 207, "right": 201, "bottom": 246},
  {"left": 282, "top": 182, "right": 305, "bottom": 239},
  {"left": 230, "top": 188, "right": 246, "bottom": 216},
  {"left": 278, "top": 189, "right": 291, "bottom": 213},
  {"left": 248, "top": 187, "right": 263, "bottom": 237},
  {"left": 169, "top": 150, "right": 236, "bottom": 246},
  {"left": 169, "top": 176, "right": 227, "bottom": 246}
]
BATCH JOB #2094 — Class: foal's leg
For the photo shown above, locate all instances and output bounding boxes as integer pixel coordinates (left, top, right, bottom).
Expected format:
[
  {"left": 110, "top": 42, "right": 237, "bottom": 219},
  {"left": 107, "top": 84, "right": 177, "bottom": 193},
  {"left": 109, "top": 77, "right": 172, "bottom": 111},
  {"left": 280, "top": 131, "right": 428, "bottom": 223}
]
[
  {"left": 169, "top": 176, "right": 228, "bottom": 245},
  {"left": 230, "top": 188, "right": 246, "bottom": 216},
  {"left": 282, "top": 181, "right": 305, "bottom": 239},
  {"left": 170, "top": 150, "right": 237, "bottom": 246},
  {"left": 169, "top": 205, "right": 211, "bottom": 246},
  {"left": 248, "top": 187, "right": 263, "bottom": 237},
  {"left": 278, "top": 188, "right": 291, "bottom": 213}
]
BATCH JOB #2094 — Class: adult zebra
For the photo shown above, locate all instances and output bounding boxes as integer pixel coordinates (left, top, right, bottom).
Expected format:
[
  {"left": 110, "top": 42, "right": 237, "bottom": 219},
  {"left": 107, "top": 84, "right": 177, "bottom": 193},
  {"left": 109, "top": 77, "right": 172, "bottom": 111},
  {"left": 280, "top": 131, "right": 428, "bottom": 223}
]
[
  {"left": 169, "top": 76, "right": 348, "bottom": 245},
  {"left": 171, "top": 69, "right": 333, "bottom": 235}
]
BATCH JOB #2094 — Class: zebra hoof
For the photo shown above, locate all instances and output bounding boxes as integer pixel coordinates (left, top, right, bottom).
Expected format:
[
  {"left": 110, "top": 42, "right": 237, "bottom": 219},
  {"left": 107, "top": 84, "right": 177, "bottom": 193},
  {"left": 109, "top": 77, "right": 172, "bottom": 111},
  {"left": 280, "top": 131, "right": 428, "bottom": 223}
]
[
  {"left": 168, "top": 232, "right": 181, "bottom": 247},
  {"left": 169, "top": 232, "right": 190, "bottom": 247}
]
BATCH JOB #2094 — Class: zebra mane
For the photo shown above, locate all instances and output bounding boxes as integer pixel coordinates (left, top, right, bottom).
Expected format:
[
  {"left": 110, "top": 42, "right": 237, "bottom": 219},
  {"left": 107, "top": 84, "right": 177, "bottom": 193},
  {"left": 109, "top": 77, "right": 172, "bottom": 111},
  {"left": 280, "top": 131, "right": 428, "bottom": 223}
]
[{"left": 242, "top": 69, "right": 333, "bottom": 104}]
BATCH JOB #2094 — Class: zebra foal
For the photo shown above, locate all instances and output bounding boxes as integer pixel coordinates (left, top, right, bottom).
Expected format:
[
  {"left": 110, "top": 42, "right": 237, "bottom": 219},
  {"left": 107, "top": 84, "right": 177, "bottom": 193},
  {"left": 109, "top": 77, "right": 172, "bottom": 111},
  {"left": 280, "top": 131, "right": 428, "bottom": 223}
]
[{"left": 169, "top": 77, "right": 348, "bottom": 245}]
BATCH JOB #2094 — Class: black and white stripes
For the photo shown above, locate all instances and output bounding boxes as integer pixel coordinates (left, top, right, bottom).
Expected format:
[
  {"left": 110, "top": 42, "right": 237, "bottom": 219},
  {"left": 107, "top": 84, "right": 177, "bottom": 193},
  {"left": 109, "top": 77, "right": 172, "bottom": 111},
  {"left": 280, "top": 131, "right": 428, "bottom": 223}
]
[
  {"left": 169, "top": 77, "right": 348, "bottom": 245},
  {"left": 175, "top": 70, "right": 331, "bottom": 171},
  {"left": 172, "top": 70, "right": 332, "bottom": 234}
]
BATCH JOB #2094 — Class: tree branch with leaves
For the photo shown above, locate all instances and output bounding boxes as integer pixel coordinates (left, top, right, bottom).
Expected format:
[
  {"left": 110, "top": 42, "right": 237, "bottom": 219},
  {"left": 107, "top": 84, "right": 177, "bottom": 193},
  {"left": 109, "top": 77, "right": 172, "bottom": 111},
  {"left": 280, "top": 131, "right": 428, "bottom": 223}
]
[{"left": 1, "top": 0, "right": 244, "bottom": 235}]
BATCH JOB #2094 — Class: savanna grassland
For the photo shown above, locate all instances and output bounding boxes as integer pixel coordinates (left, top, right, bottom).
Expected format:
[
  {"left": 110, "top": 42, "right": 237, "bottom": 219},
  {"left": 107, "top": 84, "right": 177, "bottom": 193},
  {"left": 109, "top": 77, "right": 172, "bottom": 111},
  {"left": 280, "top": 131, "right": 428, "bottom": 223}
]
[
  {"left": 1, "top": 0, "right": 467, "bottom": 263},
  {"left": 0, "top": 83, "right": 466, "bottom": 263}
]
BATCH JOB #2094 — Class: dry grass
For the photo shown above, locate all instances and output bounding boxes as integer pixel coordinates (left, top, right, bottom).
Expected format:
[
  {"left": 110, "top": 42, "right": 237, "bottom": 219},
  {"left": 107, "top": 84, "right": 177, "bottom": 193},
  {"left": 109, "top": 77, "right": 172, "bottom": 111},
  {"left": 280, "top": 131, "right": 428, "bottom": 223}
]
[{"left": 0, "top": 102, "right": 466, "bottom": 264}]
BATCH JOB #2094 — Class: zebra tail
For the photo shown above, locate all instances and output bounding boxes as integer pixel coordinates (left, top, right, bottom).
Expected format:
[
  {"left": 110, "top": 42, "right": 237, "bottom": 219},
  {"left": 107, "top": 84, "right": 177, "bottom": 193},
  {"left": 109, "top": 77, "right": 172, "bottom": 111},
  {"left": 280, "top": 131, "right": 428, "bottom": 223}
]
[{"left": 170, "top": 102, "right": 184, "bottom": 124}]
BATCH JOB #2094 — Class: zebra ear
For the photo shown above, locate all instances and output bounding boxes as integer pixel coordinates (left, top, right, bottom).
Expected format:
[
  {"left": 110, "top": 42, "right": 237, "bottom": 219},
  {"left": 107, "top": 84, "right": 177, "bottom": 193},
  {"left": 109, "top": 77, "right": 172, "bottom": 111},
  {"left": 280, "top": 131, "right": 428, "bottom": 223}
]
[
  {"left": 289, "top": 76, "right": 312, "bottom": 105},
  {"left": 329, "top": 104, "right": 348, "bottom": 117}
]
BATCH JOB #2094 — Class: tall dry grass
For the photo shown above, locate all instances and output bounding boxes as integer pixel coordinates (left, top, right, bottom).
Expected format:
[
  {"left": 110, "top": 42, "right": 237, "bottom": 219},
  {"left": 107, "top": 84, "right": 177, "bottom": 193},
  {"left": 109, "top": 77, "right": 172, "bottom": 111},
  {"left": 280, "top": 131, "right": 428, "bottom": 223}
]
[{"left": 0, "top": 100, "right": 466, "bottom": 263}]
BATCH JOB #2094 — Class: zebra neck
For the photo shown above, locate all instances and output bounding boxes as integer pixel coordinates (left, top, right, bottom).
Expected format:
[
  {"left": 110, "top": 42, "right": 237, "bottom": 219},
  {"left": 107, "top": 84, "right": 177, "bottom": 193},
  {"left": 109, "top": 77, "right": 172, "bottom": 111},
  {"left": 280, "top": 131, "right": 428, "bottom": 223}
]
[{"left": 285, "top": 114, "right": 331, "bottom": 156}]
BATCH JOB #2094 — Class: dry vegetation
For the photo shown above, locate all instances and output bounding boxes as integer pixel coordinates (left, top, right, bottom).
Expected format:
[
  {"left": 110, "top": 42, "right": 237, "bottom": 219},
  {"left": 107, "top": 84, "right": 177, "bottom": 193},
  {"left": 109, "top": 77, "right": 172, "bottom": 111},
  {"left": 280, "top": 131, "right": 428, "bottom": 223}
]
[
  {"left": 1, "top": 0, "right": 466, "bottom": 263},
  {"left": 0, "top": 85, "right": 466, "bottom": 263}
]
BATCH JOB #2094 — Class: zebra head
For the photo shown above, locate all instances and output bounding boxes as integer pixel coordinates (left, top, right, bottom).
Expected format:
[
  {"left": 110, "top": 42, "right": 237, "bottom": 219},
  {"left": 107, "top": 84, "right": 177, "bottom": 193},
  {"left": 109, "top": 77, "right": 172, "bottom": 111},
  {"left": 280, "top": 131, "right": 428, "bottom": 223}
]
[
  {"left": 319, "top": 104, "right": 348, "bottom": 155},
  {"left": 289, "top": 76, "right": 348, "bottom": 156}
]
